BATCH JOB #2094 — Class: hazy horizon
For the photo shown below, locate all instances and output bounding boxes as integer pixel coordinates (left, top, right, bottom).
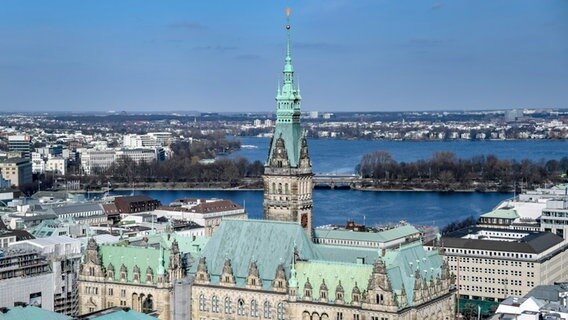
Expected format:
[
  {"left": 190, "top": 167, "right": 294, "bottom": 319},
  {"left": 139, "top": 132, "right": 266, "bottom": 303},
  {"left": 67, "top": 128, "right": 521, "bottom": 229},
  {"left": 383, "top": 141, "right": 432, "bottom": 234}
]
[{"left": 1, "top": 0, "right": 567, "bottom": 113}]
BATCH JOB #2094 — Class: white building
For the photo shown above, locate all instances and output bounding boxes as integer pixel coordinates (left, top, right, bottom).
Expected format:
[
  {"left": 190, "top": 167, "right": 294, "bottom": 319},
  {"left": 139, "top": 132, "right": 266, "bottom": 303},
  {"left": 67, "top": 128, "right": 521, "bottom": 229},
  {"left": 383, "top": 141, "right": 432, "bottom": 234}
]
[
  {"left": 115, "top": 147, "right": 163, "bottom": 163},
  {"left": 80, "top": 149, "right": 115, "bottom": 175},
  {"left": 46, "top": 157, "right": 67, "bottom": 175},
  {"left": 427, "top": 227, "right": 568, "bottom": 303},
  {"left": 492, "top": 283, "right": 568, "bottom": 319},
  {"left": 0, "top": 236, "right": 82, "bottom": 315},
  {"left": 153, "top": 198, "right": 247, "bottom": 236}
]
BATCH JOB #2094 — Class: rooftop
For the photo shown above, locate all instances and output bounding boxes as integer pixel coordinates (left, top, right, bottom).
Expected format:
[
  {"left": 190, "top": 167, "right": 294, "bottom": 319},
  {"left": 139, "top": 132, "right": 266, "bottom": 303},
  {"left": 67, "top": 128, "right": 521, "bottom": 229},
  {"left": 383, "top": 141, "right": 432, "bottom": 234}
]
[
  {"left": 436, "top": 227, "right": 564, "bottom": 254},
  {"left": 481, "top": 208, "right": 519, "bottom": 220},
  {"left": 0, "top": 306, "right": 71, "bottom": 320},
  {"left": 76, "top": 307, "right": 156, "bottom": 320},
  {"left": 314, "top": 224, "right": 420, "bottom": 243}
]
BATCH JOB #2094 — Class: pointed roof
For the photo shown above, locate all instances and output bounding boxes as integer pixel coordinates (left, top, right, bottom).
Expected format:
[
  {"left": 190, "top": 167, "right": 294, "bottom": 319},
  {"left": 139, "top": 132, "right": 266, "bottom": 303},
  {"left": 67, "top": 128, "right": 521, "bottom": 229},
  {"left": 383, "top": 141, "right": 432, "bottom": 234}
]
[
  {"left": 267, "top": 12, "right": 305, "bottom": 169},
  {"left": 383, "top": 241, "right": 443, "bottom": 306},
  {"left": 190, "top": 219, "right": 318, "bottom": 289}
]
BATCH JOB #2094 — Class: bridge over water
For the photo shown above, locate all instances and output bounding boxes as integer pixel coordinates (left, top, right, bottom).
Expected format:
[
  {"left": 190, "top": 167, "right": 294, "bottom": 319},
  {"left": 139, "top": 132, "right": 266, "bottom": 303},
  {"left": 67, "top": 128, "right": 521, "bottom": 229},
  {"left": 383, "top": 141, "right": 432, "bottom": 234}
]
[{"left": 313, "top": 174, "right": 364, "bottom": 189}]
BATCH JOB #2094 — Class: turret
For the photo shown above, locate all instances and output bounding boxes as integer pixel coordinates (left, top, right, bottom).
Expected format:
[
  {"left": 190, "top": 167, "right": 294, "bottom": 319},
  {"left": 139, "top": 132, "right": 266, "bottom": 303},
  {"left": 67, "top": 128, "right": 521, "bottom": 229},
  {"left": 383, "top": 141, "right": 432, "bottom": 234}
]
[
  {"left": 246, "top": 261, "right": 263, "bottom": 289},
  {"left": 272, "top": 264, "right": 288, "bottom": 292},
  {"left": 195, "top": 257, "right": 210, "bottom": 284},
  {"left": 220, "top": 259, "right": 236, "bottom": 287}
]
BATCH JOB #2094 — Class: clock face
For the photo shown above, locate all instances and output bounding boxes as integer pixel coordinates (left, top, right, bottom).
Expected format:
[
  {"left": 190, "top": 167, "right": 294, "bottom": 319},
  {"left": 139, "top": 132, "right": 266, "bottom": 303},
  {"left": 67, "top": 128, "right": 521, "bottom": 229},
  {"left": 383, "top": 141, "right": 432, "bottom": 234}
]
[{"left": 301, "top": 214, "right": 308, "bottom": 227}]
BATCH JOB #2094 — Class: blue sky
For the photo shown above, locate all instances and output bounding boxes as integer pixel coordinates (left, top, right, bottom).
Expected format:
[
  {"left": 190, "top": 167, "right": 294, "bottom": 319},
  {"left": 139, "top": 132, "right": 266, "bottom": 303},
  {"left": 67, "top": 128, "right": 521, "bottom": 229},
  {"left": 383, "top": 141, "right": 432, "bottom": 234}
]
[{"left": 0, "top": 0, "right": 566, "bottom": 112}]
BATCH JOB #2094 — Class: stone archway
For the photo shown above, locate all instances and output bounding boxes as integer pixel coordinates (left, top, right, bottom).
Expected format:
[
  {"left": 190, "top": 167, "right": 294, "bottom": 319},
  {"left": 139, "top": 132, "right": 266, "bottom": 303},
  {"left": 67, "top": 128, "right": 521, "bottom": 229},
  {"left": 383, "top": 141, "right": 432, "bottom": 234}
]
[{"left": 142, "top": 294, "right": 154, "bottom": 313}]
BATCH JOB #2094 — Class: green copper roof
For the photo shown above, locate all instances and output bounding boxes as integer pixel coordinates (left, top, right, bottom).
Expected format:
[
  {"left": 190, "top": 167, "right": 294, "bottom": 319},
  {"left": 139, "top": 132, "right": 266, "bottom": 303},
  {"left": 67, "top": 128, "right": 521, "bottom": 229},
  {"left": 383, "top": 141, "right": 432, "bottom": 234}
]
[
  {"left": 100, "top": 232, "right": 207, "bottom": 283},
  {"left": 267, "top": 18, "right": 304, "bottom": 168},
  {"left": 191, "top": 219, "right": 318, "bottom": 289},
  {"left": 481, "top": 208, "right": 519, "bottom": 219},
  {"left": 0, "top": 306, "right": 71, "bottom": 320},
  {"left": 190, "top": 219, "right": 446, "bottom": 308},
  {"left": 295, "top": 260, "right": 373, "bottom": 303},
  {"left": 315, "top": 244, "right": 378, "bottom": 265},
  {"left": 383, "top": 241, "right": 443, "bottom": 306},
  {"left": 84, "top": 308, "right": 157, "bottom": 320},
  {"left": 314, "top": 225, "right": 420, "bottom": 243}
]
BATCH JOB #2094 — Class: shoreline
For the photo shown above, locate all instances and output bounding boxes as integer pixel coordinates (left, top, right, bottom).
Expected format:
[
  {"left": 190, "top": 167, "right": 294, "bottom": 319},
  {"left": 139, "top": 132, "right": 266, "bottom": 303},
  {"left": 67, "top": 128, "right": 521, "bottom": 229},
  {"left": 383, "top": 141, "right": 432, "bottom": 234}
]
[{"left": 71, "top": 186, "right": 510, "bottom": 193}]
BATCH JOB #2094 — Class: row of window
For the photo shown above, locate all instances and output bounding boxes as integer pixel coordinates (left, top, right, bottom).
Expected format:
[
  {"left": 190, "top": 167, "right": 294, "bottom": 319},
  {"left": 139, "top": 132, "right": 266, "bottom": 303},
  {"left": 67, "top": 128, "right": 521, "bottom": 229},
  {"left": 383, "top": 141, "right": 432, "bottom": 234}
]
[
  {"left": 450, "top": 265, "right": 534, "bottom": 275},
  {"left": 460, "top": 285, "right": 528, "bottom": 295},
  {"left": 198, "top": 295, "right": 285, "bottom": 320},
  {"left": 446, "top": 248, "right": 534, "bottom": 260}
]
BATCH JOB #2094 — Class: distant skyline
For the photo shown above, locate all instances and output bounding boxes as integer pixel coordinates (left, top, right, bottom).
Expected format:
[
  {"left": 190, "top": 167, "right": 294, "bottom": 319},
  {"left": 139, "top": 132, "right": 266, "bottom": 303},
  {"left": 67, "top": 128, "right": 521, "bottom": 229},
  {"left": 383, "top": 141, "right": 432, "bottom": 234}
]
[{"left": 0, "top": 0, "right": 566, "bottom": 113}]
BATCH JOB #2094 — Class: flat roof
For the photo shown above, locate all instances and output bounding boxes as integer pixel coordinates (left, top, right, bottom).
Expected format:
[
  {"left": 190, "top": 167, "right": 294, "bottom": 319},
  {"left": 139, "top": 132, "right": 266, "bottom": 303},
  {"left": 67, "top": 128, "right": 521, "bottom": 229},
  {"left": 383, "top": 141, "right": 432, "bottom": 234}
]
[
  {"left": 434, "top": 227, "right": 564, "bottom": 254},
  {"left": 314, "top": 224, "right": 420, "bottom": 243}
]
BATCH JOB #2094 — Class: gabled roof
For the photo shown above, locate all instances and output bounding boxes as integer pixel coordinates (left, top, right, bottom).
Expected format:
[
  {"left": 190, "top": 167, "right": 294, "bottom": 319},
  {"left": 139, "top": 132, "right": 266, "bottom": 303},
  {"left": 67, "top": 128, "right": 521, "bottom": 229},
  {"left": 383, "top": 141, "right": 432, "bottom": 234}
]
[
  {"left": 295, "top": 261, "right": 372, "bottom": 303},
  {"left": 51, "top": 203, "right": 103, "bottom": 215},
  {"left": 100, "top": 232, "right": 206, "bottom": 283},
  {"left": 191, "top": 219, "right": 318, "bottom": 289},
  {"left": 384, "top": 241, "right": 443, "bottom": 306}
]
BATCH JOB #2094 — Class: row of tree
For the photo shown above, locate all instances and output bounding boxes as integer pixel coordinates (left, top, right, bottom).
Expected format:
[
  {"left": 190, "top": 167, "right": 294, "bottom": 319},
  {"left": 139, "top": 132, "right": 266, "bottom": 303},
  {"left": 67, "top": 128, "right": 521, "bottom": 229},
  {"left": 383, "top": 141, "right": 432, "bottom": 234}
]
[
  {"left": 72, "top": 136, "right": 264, "bottom": 188},
  {"left": 357, "top": 151, "right": 568, "bottom": 190}
]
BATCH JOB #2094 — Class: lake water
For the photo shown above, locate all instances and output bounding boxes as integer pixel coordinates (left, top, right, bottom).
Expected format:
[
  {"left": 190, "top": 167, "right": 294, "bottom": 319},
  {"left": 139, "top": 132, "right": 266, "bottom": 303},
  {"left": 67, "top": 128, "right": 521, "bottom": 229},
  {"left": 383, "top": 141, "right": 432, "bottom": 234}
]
[
  {"left": 228, "top": 137, "right": 568, "bottom": 174},
  {"left": 110, "top": 138, "right": 567, "bottom": 228},
  {"left": 110, "top": 189, "right": 512, "bottom": 228}
]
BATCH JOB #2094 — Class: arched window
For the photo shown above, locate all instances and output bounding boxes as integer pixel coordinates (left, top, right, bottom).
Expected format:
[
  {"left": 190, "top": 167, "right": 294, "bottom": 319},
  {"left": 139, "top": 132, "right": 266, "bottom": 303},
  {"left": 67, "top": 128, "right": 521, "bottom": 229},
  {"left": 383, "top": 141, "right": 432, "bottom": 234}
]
[
  {"left": 278, "top": 183, "right": 282, "bottom": 194},
  {"left": 212, "top": 295, "right": 219, "bottom": 313},
  {"left": 376, "top": 294, "right": 384, "bottom": 304},
  {"left": 224, "top": 297, "right": 232, "bottom": 314},
  {"left": 131, "top": 293, "right": 138, "bottom": 311},
  {"left": 284, "top": 183, "right": 289, "bottom": 194},
  {"left": 237, "top": 298, "right": 245, "bottom": 316},
  {"left": 264, "top": 301, "right": 272, "bottom": 319},
  {"left": 142, "top": 295, "right": 153, "bottom": 314},
  {"left": 277, "top": 303, "right": 285, "bottom": 320},
  {"left": 89, "top": 267, "right": 95, "bottom": 276},
  {"left": 251, "top": 299, "right": 259, "bottom": 318},
  {"left": 272, "top": 183, "right": 276, "bottom": 193},
  {"left": 199, "top": 295, "right": 206, "bottom": 311}
]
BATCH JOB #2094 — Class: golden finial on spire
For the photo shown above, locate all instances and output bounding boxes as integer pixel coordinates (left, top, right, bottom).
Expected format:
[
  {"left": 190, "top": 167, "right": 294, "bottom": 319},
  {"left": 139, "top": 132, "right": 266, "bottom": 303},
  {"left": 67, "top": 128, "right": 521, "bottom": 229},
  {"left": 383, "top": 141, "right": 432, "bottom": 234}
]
[{"left": 285, "top": 8, "right": 292, "bottom": 30}]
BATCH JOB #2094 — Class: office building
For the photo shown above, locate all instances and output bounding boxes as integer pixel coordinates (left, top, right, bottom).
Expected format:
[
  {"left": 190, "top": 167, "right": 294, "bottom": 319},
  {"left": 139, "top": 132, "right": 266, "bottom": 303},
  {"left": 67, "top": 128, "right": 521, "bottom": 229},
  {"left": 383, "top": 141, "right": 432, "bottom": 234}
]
[
  {"left": 8, "top": 135, "right": 32, "bottom": 159},
  {"left": 0, "top": 158, "right": 32, "bottom": 187},
  {"left": 426, "top": 227, "right": 568, "bottom": 303}
]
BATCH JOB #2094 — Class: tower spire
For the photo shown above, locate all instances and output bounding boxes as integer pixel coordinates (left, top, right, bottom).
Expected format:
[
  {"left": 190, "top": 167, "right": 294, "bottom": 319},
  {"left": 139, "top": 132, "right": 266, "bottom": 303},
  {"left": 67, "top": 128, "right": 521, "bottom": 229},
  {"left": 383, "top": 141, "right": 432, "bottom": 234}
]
[
  {"left": 284, "top": 7, "right": 294, "bottom": 77},
  {"left": 264, "top": 8, "right": 313, "bottom": 238}
]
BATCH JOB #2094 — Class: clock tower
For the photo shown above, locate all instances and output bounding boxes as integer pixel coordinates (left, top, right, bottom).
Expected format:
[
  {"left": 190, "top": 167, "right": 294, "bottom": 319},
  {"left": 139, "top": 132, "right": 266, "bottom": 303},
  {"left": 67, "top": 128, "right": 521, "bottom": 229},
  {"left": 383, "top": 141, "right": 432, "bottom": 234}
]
[{"left": 263, "top": 10, "right": 313, "bottom": 237}]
